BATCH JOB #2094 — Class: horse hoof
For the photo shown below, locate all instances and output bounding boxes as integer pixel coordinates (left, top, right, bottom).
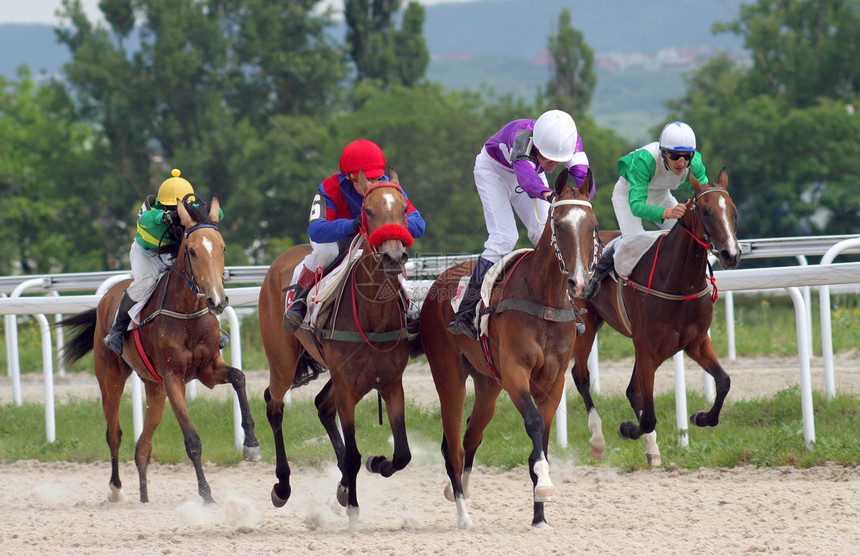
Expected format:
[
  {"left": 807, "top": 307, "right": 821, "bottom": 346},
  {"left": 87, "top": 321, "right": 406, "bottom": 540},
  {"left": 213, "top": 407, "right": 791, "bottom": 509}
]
[
  {"left": 690, "top": 410, "right": 716, "bottom": 427},
  {"left": 618, "top": 421, "right": 638, "bottom": 439},
  {"left": 336, "top": 483, "right": 348, "bottom": 508},
  {"left": 646, "top": 453, "right": 662, "bottom": 467},
  {"left": 533, "top": 520, "right": 553, "bottom": 530},
  {"left": 534, "top": 485, "right": 556, "bottom": 503},
  {"left": 270, "top": 485, "right": 289, "bottom": 508},
  {"left": 589, "top": 442, "right": 605, "bottom": 460},
  {"left": 243, "top": 445, "right": 262, "bottom": 462},
  {"left": 444, "top": 483, "right": 455, "bottom": 502},
  {"left": 107, "top": 484, "right": 124, "bottom": 503},
  {"left": 346, "top": 506, "right": 360, "bottom": 532}
]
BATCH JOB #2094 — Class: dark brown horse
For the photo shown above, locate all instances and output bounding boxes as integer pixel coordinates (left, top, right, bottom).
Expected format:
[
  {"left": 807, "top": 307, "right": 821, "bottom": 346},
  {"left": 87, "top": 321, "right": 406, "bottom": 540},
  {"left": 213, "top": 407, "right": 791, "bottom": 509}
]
[
  {"left": 59, "top": 197, "right": 260, "bottom": 503},
  {"left": 571, "top": 169, "right": 740, "bottom": 465},
  {"left": 419, "top": 170, "right": 599, "bottom": 529},
  {"left": 258, "top": 173, "right": 414, "bottom": 531}
]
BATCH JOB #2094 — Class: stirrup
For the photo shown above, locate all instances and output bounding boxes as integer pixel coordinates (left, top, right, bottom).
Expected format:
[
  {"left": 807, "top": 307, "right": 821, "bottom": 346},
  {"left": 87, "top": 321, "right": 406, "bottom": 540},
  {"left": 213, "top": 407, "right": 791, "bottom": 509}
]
[{"left": 447, "top": 315, "right": 477, "bottom": 340}]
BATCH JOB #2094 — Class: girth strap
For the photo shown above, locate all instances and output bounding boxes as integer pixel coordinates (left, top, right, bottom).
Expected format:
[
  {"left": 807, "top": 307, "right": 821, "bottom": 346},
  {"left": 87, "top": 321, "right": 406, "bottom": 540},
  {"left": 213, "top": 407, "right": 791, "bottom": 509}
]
[
  {"left": 489, "top": 298, "right": 580, "bottom": 322},
  {"left": 316, "top": 327, "right": 406, "bottom": 343}
]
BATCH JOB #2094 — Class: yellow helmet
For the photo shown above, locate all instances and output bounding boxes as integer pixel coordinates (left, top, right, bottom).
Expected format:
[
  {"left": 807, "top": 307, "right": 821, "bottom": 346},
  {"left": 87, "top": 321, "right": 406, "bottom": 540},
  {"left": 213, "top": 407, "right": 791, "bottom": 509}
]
[{"left": 156, "top": 169, "right": 195, "bottom": 207}]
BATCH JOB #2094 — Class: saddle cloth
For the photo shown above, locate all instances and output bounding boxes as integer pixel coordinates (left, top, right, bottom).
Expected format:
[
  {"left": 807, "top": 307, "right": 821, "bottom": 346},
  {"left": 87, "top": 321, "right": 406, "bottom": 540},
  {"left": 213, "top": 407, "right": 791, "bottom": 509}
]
[
  {"left": 612, "top": 230, "right": 667, "bottom": 280},
  {"left": 450, "top": 248, "right": 531, "bottom": 337}
]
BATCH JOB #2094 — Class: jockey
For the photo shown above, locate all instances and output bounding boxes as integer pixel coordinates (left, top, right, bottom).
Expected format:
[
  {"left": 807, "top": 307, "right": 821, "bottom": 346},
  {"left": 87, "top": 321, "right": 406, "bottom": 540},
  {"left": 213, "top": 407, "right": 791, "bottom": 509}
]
[
  {"left": 584, "top": 121, "right": 710, "bottom": 298},
  {"left": 103, "top": 169, "right": 224, "bottom": 355},
  {"left": 447, "top": 109, "right": 592, "bottom": 339},
  {"left": 282, "top": 139, "right": 426, "bottom": 333}
]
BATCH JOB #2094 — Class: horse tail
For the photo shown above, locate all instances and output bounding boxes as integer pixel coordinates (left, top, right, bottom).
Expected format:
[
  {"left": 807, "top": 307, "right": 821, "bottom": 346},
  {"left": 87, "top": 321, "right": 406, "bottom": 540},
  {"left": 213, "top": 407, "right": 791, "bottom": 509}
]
[
  {"left": 293, "top": 350, "right": 326, "bottom": 388},
  {"left": 55, "top": 309, "right": 98, "bottom": 365}
]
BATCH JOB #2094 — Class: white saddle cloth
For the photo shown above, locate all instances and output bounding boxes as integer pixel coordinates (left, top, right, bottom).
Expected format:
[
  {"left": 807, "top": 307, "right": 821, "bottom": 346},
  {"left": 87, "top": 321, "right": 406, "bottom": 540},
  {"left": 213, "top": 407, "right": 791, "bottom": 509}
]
[{"left": 612, "top": 230, "right": 667, "bottom": 280}]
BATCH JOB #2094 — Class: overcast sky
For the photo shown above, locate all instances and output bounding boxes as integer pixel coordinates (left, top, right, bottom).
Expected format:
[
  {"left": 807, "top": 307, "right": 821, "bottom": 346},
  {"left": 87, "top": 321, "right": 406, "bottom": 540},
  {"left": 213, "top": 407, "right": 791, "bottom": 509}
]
[{"left": 2, "top": 0, "right": 475, "bottom": 25}]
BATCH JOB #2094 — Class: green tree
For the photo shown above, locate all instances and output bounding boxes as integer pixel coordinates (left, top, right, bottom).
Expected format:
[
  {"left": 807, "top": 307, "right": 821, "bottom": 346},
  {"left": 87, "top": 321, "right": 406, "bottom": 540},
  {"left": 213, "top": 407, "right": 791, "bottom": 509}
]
[
  {"left": 0, "top": 70, "right": 107, "bottom": 274},
  {"left": 715, "top": 0, "right": 860, "bottom": 107},
  {"left": 545, "top": 8, "right": 595, "bottom": 117},
  {"left": 344, "top": 0, "right": 429, "bottom": 87}
]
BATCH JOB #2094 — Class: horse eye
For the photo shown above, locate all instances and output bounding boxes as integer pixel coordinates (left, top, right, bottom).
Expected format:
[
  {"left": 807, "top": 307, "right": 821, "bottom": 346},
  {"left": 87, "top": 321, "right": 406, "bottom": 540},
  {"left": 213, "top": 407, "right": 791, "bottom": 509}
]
[
  {"left": 701, "top": 207, "right": 712, "bottom": 218},
  {"left": 188, "top": 247, "right": 197, "bottom": 258}
]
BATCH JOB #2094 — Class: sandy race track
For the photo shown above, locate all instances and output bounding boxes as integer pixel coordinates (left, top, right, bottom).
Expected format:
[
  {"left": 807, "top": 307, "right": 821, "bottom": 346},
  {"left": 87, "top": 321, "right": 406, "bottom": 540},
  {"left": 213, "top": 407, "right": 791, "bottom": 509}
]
[{"left": 1, "top": 353, "right": 859, "bottom": 555}]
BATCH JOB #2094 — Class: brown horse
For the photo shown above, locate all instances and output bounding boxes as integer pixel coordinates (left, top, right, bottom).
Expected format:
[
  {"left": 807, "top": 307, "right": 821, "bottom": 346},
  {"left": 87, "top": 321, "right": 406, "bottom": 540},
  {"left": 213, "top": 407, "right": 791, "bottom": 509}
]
[
  {"left": 59, "top": 196, "right": 260, "bottom": 503},
  {"left": 419, "top": 169, "right": 599, "bottom": 529},
  {"left": 571, "top": 169, "right": 740, "bottom": 465},
  {"left": 258, "top": 173, "right": 415, "bottom": 531}
]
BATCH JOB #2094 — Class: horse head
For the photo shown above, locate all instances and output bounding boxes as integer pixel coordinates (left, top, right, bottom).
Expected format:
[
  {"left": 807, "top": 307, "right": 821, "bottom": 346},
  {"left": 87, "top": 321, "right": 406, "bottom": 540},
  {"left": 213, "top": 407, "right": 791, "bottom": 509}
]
[
  {"left": 549, "top": 168, "right": 600, "bottom": 298},
  {"left": 355, "top": 169, "right": 412, "bottom": 274},
  {"left": 176, "top": 195, "right": 229, "bottom": 314},
  {"left": 688, "top": 168, "right": 741, "bottom": 269}
]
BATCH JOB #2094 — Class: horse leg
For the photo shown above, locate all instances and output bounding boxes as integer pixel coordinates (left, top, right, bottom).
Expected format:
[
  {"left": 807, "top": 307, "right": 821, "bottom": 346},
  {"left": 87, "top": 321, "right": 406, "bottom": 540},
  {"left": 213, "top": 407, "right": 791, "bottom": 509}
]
[
  {"left": 135, "top": 380, "right": 166, "bottom": 503},
  {"left": 314, "top": 379, "right": 344, "bottom": 463},
  {"left": 685, "top": 336, "right": 731, "bottom": 427},
  {"left": 510, "top": 387, "right": 556, "bottom": 528},
  {"left": 164, "top": 376, "right": 214, "bottom": 504},
  {"left": 332, "top": 394, "right": 362, "bottom": 532},
  {"left": 264, "top": 386, "right": 292, "bottom": 507},
  {"left": 224, "top": 366, "right": 261, "bottom": 461},
  {"left": 571, "top": 318, "right": 605, "bottom": 460},
  {"left": 528, "top": 373, "right": 567, "bottom": 529},
  {"left": 366, "top": 381, "right": 412, "bottom": 478},
  {"left": 461, "top": 373, "right": 502, "bottom": 499},
  {"left": 95, "top": 352, "right": 131, "bottom": 503},
  {"left": 430, "top": 356, "right": 471, "bottom": 529},
  {"left": 618, "top": 355, "right": 661, "bottom": 466}
]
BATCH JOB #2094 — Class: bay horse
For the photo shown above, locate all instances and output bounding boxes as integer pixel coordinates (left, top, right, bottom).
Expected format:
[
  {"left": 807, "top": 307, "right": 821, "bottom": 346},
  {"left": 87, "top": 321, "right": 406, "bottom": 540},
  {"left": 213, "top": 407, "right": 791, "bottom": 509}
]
[
  {"left": 571, "top": 168, "right": 740, "bottom": 466},
  {"left": 59, "top": 196, "right": 260, "bottom": 503},
  {"left": 258, "top": 171, "right": 414, "bottom": 531},
  {"left": 419, "top": 169, "right": 599, "bottom": 529}
]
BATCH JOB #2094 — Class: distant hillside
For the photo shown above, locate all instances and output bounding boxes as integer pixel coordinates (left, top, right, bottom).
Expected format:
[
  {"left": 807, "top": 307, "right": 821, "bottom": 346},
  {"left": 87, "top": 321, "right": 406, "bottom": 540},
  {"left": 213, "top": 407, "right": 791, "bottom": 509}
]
[{"left": 0, "top": 0, "right": 746, "bottom": 141}]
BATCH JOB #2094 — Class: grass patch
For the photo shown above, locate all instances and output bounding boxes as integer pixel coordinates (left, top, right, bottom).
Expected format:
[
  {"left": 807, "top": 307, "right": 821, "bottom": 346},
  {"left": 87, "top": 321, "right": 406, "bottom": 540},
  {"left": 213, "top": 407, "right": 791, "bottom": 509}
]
[{"left": 1, "top": 387, "right": 856, "bottom": 471}]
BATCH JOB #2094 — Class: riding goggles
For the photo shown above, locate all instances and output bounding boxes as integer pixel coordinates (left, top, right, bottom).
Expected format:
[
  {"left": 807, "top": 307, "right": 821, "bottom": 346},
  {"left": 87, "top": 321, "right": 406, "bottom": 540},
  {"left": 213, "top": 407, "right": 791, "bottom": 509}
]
[{"left": 664, "top": 150, "right": 693, "bottom": 161}]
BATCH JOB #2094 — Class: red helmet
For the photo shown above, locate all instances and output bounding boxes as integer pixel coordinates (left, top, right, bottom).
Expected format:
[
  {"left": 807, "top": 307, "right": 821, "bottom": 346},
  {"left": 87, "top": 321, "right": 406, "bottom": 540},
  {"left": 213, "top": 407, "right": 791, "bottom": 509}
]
[{"left": 339, "top": 140, "right": 386, "bottom": 179}]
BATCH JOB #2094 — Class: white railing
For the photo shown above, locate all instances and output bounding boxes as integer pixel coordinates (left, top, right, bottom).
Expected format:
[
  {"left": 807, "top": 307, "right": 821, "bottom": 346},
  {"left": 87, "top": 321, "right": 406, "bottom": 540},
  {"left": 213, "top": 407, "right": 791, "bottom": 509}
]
[{"left": 2, "top": 242, "right": 858, "bottom": 451}]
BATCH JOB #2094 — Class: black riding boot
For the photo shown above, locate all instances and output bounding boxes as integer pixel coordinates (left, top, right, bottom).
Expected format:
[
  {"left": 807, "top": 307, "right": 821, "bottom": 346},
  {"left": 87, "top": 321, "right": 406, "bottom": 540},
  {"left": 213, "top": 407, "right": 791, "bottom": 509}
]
[
  {"left": 584, "top": 242, "right": 617, "bottom": 300},
  {"left": 103, "top": 291, "right": 135, "bottom": 355},
  {"left": 447, "top": 256, "right": 493, "bottom": 340},
  {"left": 282, "top": 284, "right": 311, "bottom": 333}
]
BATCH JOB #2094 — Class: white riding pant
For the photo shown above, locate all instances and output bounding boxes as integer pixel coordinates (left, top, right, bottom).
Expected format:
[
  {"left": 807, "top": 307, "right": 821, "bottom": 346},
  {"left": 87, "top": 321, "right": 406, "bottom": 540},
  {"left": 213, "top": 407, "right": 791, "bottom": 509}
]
[
  {"left": 611, "top": 176, "right": 678, "bottom": 236},
  {"left": 474, "top": 147, "right": 550, "bottom": 264},
  {"left": 295, "top": 240, "right": 343, "bottom": 282},
  {"left": 126, "top": 241, "right": 175, "bottom": 303}
]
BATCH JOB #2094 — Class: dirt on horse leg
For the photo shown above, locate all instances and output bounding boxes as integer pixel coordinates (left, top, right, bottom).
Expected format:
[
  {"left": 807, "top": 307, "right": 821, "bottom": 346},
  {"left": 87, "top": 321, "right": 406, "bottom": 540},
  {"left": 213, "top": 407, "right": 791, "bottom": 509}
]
[{"left": 135, "top": 381, "right": 167, "bottom": 503}]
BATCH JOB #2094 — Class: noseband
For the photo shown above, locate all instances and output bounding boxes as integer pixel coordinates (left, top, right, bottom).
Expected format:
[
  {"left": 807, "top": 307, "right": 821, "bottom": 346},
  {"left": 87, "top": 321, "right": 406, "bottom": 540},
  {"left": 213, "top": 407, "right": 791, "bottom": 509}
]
[{"left": 549, "top": 198, "right": 596, "bottom": 276}]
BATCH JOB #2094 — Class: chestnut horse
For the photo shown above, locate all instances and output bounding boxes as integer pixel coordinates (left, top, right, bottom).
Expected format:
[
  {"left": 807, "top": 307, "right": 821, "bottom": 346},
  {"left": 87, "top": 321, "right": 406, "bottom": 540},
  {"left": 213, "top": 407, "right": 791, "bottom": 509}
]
[
  {"left": 59, "top": 197, "right": 260, "bottom": 503},
  {"left": 419, "top": 169, "right": 599, "bottom": 529},
  {"left": 258, "top": 173, "right": 414, "bottom": 531},
  {"left": 571, "top": 169, "right": 740, "bottom": 465}
]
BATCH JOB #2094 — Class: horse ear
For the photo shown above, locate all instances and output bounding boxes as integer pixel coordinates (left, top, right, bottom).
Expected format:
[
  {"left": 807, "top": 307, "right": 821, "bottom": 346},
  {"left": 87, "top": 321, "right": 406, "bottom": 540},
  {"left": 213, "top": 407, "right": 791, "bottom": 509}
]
[
  {"left": 689, "top": 170, "right": 708, "bottom": 194},
  {"left": 355, "top": 169, "right": 371, "bottom": 193},
  {"left": 176, "top": 200, "right": 194, "bottom": 227},
  {"left": 578, "top": 168, "right": 595, "bottom": 199},
  {"left": 387, "top": 167, "right": 399, "bottom": 185},
  {"left": 716, "top": 167, "right": 729, "bottom": 189},
  {"left": 553, "top": 168, "right": 569, "bottom": 195},
  {"left": 209, "top": 196, "right": 220, "bottom": 224}
]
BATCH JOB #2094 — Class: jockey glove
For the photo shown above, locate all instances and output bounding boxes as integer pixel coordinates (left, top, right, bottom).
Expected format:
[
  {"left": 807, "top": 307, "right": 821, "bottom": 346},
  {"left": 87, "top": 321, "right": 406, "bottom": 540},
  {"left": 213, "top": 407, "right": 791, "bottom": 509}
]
[
  {"left": 352, "top": 216, "right": 362, "bottom": 232},
  {"left": 161, "top": 210, "right": 181, "bottom": 226}
]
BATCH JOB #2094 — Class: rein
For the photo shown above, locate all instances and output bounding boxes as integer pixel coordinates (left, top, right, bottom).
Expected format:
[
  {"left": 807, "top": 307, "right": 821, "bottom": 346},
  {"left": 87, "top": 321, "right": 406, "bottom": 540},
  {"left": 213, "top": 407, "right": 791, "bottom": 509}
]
[{"left": 549, "top": 198, "right": 593, "bottom": 275}]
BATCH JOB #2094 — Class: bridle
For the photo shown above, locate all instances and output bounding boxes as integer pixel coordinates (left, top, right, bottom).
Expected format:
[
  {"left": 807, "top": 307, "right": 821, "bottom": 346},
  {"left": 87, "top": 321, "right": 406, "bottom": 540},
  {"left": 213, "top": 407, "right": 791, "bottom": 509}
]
[
  {"left": 687, "top": 187, "right": 734, "bottom": 254},
  {"left": 171, "top": 223, "right": 220, "bottom": 297},
  {"left": 358, "top": 182, "right": 413, "bottom": 257},
  {"left": 549, "top": 198, "right": 599, "bottom": 276}
]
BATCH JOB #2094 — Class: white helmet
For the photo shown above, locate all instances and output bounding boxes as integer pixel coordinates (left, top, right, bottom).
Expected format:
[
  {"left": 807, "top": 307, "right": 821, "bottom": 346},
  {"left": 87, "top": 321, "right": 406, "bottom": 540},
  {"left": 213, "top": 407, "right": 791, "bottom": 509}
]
[
  {"left": 533, "top": 110, "right": 578, "bottom": 162},
  {"left": 659, "top": 121, "right": 696, "bottom": 152}
]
